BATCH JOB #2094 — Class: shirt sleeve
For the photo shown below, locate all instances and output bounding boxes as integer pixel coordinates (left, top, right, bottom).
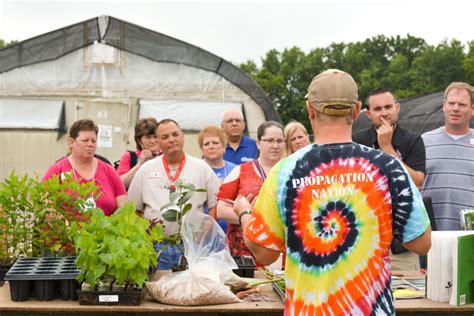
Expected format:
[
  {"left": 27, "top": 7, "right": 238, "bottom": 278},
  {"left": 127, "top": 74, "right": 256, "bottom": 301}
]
[
  {"left": 217, "top": 171, "right": 240, "bottom": 201},
  {"left": 116, "top": 151, "right": 132, "bottom": 176},
  {"left": 389, "top": 158, "right": 430, "bottom": 243},
  {"left": 128, "top": 164, "right": 145, "bottom": 210},
  {"left": 245, "top": 164, "right": 286, "bottom": 251},
  {"left": 42, "top": 158, "right": 67, "bottom": 182},
  {"left": 404, "top": 135, "right": 426, "bottom": 173},
  {"left": 107, "top": 165, "right": 127, "bottom": 197},
  {"left": 205, "top": 169, "right": 220, "bottom": 209}
]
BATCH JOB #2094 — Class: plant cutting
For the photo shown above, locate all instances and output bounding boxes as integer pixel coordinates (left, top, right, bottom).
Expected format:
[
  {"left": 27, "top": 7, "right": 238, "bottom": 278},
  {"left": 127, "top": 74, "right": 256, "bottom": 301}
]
[
  {"left": 157, "top": 179, "right": 207, "bottom": 262},
  {"left": 74, "top": 202, "right": 164, "bottom": 295}
]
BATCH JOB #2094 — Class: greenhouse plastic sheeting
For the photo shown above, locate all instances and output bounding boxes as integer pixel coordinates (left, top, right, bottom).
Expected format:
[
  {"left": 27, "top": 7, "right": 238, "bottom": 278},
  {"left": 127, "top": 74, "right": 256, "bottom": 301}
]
[
  {"left": 139, "top": 100, "right": 242, "bottom": 131},
  {"left": 0, "top": 99, "right": 65, "bottom": 129}
]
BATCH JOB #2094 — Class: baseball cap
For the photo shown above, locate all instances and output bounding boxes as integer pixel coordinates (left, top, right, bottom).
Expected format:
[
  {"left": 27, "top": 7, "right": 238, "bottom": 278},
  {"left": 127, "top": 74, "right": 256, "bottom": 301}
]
[{"left": 306, "top": 69, "right": 359, "bottom": 116}]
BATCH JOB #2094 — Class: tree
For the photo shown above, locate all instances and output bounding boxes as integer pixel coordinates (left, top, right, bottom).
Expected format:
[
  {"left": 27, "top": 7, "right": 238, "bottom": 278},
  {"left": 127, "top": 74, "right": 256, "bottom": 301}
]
[
  {"left": 463, "top": 41, "right": 474, "bottom": 84},
  {"left": 410, "top": 39, "right": 466, "bottom": 94},
  {"left": 0, "top": 39, "right": 18, "bottom": 49},
  {"left": 239, "top": 35, "right": 471, "bottom": 127}
]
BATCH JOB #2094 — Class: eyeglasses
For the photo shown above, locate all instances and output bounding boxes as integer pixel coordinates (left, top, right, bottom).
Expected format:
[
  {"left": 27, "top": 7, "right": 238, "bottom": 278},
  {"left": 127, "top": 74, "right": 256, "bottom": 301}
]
[{"left": 260, "top": 138, "right": 285, "bottom": 145}]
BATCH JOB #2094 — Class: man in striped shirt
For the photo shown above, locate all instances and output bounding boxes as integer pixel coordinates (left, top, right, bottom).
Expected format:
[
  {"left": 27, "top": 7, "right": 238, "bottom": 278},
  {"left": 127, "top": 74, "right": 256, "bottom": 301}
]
[{"left": 422, "top": 82, "right": 474, "bottom": 230}]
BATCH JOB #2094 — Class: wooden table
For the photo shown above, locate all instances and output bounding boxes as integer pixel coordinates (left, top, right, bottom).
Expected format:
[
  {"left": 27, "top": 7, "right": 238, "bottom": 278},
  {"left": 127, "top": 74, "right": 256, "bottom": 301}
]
[
  {"left": 0, "top": 280, "right": 283, "bottom": 316},
  {"left": 1, "top": 277, "right": 474, "bottom": 315}
]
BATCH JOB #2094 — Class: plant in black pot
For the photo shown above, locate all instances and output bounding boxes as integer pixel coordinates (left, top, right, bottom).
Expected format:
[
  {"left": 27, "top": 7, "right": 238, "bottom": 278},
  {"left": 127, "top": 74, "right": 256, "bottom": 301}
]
[
  {"left": 74, "top": 202, "right": 165, "bottom": 305},
  {"left": 1, "top": 171, "right": 100, "bottom": 301}
]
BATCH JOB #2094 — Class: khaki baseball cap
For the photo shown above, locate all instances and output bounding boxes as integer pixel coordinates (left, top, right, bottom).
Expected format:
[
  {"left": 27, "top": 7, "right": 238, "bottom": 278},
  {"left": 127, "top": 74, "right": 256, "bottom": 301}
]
[{"left": 306, "top": 69, "right": 359, "bottom": 116}]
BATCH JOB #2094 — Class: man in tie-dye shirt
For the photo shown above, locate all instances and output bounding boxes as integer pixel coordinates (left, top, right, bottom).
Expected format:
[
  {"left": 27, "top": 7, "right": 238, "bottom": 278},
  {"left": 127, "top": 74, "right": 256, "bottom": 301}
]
[{"left": 234, "top": 69, "right": 431, "bottom": 315}]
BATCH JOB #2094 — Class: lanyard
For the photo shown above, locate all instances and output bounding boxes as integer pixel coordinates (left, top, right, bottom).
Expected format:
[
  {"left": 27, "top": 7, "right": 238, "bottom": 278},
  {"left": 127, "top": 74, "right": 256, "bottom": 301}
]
[
  {"left": 254, "top": 159, "right": 267, "bottom": 181},
  {"left": 163, "top": 155, "right": 186, "bottom": 183}
]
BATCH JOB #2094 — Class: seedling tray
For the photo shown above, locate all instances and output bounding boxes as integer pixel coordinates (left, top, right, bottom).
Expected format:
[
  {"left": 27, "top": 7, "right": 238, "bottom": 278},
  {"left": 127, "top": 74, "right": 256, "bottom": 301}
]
[
  {"left": 4, "top": 257, "right": 79, "bottom": 301},
  {"left": 5, "top": 256, "right": 79, "bottom": 280},
  {"left": 232, "top": 255, "right": 256, "bottom": 278},
  {"left": 77, "top": 288, "right": 145, "bottom": 305}
]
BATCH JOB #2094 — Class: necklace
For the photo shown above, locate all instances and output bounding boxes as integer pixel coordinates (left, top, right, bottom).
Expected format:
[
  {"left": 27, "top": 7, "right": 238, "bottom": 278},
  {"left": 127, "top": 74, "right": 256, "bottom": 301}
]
[{"left": 68, "top": 156, "right": 96, "bottom": 181}]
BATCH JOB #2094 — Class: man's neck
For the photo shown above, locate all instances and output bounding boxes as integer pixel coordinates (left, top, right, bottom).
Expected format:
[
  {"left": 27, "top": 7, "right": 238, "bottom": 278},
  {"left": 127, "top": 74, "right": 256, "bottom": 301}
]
[
  {"left": 164, "top": 151, "right": 185, "bottom": 167},
  {"left": 444, "top": 125, "right": 470, "bottom": 136},
  {"left": 227, "top": 135, "right": 243, "bottom": 150},
  {"left": 313, "top": 125, "right": 352, "bottom": 145}
]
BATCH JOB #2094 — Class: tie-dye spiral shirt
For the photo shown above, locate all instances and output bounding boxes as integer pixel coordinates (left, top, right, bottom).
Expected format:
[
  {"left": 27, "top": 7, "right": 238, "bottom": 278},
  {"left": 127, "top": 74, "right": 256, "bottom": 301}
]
[{"left": 246, "top": 142, "right": 429, "bottom": 316}]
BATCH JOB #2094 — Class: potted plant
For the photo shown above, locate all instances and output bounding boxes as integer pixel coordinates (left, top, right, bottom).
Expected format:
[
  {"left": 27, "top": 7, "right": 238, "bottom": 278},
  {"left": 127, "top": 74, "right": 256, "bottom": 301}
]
[
  {"left": 74, "top": 202, "right": 164, "bottom": 305},
  {"left": 0, "top": 171, "right": 100, "bottom": 302},
  {"left": 0, "top": 172, "right": 46, "bottom": 279},
  {"left": 39, "top": 173, "right": 98, "bottom": 256}
]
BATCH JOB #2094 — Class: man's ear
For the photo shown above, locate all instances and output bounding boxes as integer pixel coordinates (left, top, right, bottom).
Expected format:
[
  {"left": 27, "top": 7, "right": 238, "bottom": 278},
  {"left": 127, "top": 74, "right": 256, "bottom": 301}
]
[
  {"left": 352, "top": 101, "right": 362, "bottom": 120},
  {"left": 306, "top": 101, "right": 315, "bottom": 119}
]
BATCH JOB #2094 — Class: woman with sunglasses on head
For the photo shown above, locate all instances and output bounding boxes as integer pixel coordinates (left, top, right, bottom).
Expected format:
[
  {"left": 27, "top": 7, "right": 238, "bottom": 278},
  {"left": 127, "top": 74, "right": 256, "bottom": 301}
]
[
  {"left": 217, "top": 121, "right": 285, "bottom": 262},
  {"left": 116, "top": 117, "right": 161, "bottom": 189}
]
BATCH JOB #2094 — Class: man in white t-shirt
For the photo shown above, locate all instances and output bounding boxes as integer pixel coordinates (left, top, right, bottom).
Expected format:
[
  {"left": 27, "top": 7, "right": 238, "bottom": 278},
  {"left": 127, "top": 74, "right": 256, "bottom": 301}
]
[{"left": 128, "top": 119, "right": 219, "bottom": 269}]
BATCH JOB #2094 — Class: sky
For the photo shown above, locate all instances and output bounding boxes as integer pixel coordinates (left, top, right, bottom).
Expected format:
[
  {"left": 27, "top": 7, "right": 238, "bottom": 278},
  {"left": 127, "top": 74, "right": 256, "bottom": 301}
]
[{"left": 0, "top": 0, "right": 472, "bottom": 65}]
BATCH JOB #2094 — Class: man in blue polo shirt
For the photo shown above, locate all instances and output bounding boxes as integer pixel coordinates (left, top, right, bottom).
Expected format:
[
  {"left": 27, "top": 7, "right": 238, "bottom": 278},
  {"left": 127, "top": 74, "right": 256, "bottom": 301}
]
[{"left": 221, "top": 110, "right": 259, "bottom": 165}]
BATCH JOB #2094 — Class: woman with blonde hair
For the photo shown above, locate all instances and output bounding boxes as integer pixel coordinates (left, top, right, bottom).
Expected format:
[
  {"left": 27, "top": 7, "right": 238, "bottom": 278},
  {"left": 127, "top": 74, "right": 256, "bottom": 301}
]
[{"left": 284, "top": 121, "right": 310, "bottom": 155}]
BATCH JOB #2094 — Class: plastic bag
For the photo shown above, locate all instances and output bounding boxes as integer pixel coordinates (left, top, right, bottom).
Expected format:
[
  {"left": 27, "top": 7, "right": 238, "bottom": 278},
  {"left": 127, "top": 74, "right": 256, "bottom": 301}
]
[{"left": 146, "top": 211, "right": 239, "bottom": 305}]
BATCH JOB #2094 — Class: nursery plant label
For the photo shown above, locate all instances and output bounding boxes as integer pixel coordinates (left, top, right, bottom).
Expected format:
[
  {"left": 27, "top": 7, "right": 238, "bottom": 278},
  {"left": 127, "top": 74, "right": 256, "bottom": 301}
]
[{"left": 99, "top": 295, "right": 119, "bottom": 302}]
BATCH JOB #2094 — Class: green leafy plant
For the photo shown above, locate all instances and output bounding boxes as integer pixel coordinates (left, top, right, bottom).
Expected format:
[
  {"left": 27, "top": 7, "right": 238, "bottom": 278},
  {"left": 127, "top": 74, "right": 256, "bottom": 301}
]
[
  {"left": 40, "top": 173, "right": 98, "bottom": 255},
  {"left": 158, "top": 179, "right": 207, "bottom": 256},
  {"left": 0, "top": 172, "right": 45, "bottom": 263},
  {"left": 0, "top": 171, "right": 100, "bottom": 264},
  {"left": 74, "top": 202, "right": 164, "bottom": 289}
]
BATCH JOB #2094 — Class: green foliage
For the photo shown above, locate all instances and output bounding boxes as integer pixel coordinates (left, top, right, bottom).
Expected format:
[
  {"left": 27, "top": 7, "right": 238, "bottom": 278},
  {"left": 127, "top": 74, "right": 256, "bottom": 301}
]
[
  {"left": 40, "top": 173, "right": 99, "bottom": 255},
  {"left": 0, "top": 172, "right": 46, "bottom": 263},
  {"left": 0, "top": 39, "right": 18, "bottom": 49},
  {"left": 0, "top": 171, "right": 101, "bottom": 263},
  {"left": 158, "top": 179, "right": 206, "bottom": 257},
  {"left": 74, "top": 203, "right": 164, "bottom": 288},
  {"left": 239, "top": 34, "right": 472, "bottom": 127}
]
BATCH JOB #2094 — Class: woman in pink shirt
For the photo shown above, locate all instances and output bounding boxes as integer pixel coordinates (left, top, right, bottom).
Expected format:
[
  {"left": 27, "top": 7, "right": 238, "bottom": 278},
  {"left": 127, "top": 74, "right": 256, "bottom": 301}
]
[
  {"left": 117, "top": 117, "right": 161, "bottom": 188},
  {"left": 42, "top": 119, "right": 127, "bottom": 216}
]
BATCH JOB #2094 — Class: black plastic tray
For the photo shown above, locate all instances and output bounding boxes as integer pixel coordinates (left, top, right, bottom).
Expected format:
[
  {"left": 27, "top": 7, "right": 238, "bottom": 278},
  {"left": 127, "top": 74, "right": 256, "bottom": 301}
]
[
  {"left": 5, "top": 257, "right": 79, "bottom": 301},
  {"left": 232, "top": 255, "right": 256, "bottom": 278},
  {"left": 5, "top": 257, "right": 79, "bottom": 280},
  {"left": 77, "top": 288, "right": 145, "bottom": 305}
]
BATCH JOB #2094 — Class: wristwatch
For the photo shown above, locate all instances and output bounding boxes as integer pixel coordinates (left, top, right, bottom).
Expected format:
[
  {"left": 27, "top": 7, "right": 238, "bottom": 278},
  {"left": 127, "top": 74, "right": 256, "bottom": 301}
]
[{"left": 238, "top": 209, "right": 252, "bottom": 225}]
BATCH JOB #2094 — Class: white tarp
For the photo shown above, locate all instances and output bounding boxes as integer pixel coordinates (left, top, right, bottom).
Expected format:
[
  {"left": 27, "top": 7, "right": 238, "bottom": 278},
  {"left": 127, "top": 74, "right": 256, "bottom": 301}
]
[
  {"left": 0, "top": 99, "right": 64, "bottom": 129},
  {"left": 139, "top": 100, "right": 242, "bottom": 131}
]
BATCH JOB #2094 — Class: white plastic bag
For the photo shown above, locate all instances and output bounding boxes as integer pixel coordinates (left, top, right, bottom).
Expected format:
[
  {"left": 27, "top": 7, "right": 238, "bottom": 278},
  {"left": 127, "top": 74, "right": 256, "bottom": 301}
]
[{"left": 146, "top": 212, "right": 239, "bottom": 305}]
